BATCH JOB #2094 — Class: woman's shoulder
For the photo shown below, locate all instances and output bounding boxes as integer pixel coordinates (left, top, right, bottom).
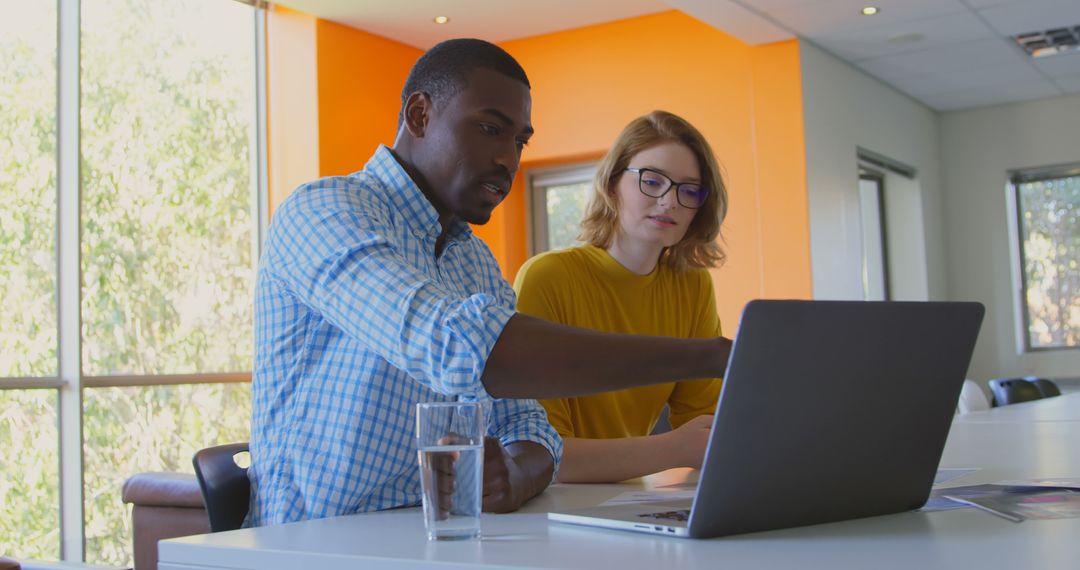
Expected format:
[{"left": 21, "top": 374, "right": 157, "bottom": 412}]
[
  {"left": 657, "top": 262, "right": 714, "bottom": 289},
  {"left": 517, "top": 246, "right": 598, "bottom": 283}
]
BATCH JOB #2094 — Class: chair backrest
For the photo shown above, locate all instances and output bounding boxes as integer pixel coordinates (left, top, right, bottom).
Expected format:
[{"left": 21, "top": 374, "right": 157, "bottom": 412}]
[
  {"left": 1030, "top": 378, "right": 1062, "bottom": 398},
  {"left": 192, "top": 442, "right": 250, "bottom": 532},
  {"left": 987, "top": 378, "right": 1044, "bottom": 406},
  {"left": 957, "top": 379, "right": 990, "bottom": 414}
]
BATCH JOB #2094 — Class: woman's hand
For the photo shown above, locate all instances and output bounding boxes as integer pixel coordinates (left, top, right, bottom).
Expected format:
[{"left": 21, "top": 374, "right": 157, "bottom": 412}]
[{"left": 662, "top": 414, "right": 713, "bottom": 469}]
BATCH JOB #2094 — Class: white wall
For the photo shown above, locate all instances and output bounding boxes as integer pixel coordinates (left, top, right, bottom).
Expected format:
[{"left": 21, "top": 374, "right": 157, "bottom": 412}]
[
  {"left": 800, "top": 42, "right": 947, "bottom": 302},
  {"left": 940, "top": 94, "right": 1080, "bottom": 382}
]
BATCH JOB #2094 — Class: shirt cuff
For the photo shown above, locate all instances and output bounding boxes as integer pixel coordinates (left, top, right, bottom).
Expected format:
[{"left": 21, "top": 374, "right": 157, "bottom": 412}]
[
  {"left": 443, "top": 301, "right": 516, "bottom": 401},
  {"left": 491, "top": 416, "right": 564, "bottom": 482}
]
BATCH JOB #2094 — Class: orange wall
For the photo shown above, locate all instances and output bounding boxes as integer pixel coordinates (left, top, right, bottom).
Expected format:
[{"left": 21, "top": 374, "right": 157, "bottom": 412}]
[
  {"left": 315, "top": 20, "right": 421, "bottom": 177},
  {"left": 493, "top": 11, "right": 811, "bottom": 330}
]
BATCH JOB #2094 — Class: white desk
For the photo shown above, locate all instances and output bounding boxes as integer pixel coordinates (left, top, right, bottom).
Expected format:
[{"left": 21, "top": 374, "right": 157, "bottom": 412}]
[{"left": 160, "top": 396, "right": 1080, "bottom": 570}]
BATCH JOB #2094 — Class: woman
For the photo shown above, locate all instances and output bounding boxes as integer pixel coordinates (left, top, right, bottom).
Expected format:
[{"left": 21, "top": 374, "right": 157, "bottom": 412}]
[{"left": 514, "top": 110, "right": 728, "bottom": 483}]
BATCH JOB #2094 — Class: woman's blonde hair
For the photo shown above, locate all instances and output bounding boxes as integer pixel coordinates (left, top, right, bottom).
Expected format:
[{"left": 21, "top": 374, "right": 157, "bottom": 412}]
[{"left": 579, "top": 111, "right": 727, "bottom": 271}]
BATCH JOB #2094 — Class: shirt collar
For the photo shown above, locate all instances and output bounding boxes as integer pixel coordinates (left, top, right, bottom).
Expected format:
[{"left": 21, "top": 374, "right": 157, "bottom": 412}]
[{"left": 362, "top": 145, "right": 473, "bottom": 242}]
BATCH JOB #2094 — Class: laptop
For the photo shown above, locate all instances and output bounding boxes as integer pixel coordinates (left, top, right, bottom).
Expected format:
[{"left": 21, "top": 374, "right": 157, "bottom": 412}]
[{"left": 549, "top": 299, "right": 985, "bottom": 538}]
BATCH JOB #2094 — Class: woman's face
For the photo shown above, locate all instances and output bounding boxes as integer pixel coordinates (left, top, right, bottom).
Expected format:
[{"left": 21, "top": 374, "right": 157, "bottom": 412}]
[{"left": 614, "top": 141, "right": 703, "bottom": 251}]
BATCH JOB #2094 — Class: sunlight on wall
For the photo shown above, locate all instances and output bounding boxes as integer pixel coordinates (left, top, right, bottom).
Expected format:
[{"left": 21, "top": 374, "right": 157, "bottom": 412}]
[{"left": 266, "top": 6, "right": 319, "bottom": 214}]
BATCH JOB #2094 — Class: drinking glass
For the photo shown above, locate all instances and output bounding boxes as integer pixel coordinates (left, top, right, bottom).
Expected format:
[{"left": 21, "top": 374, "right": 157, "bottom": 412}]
[{"left": 416, "top": 401, "right": 484, "bottom": 540}]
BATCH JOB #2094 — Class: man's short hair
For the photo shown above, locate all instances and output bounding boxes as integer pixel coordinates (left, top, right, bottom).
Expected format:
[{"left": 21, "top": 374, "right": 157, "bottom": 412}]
[{"left": 398, "top": 38, "right": 530, "bottom": 126}]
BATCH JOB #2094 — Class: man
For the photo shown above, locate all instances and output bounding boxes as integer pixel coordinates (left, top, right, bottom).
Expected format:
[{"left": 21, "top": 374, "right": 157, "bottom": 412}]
[{"left": 247, "top": 39, "right": 731, "bottom": 526}]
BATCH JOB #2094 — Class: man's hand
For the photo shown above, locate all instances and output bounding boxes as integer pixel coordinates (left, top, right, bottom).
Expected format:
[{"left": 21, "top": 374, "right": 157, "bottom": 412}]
[
  {"left": 430, "top": 448, "right": 458, "bottom": 519},
  {"left": 426, "top": 436, "right": 465, "bottom": 520},
  {"left": 481, "top": 438, "right": 553, "bottom": 513}
]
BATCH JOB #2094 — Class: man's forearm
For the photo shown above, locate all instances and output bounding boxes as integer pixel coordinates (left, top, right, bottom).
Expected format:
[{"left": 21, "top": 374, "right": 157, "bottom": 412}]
[{"left": 482, "top": 313, "right": 732, "bottom": 400}]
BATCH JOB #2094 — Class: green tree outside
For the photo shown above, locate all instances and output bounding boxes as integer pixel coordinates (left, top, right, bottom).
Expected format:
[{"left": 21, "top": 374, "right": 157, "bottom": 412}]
[
  {"left": 79, "top": 0, "right": 256, "bottom": 564},
  {"left": 1020, "top": 175, "right": 1080, "bottom": 348},
  {"left": 545, "top": 182, "right": 591, "bottom": 251},
  {"left": 0, "top": 0, "right": 61, "bottom": 560}
]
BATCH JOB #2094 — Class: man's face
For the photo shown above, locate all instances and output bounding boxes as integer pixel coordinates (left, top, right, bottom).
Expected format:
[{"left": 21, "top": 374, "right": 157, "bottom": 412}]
[{"left": 418, "top": 68, "right": 533, "bottom": 225}]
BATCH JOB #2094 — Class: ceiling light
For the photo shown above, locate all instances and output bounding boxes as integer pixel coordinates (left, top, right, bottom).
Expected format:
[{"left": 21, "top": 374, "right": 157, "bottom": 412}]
[
  {"left": 433, "top": 16, "right": 449, "bottom": 24},
  {"left": 861, "top": 6, "right": 880, "bottom": 16},
  {"left": 1014, "top": 26, "right": 1080, "bottom": 58}
]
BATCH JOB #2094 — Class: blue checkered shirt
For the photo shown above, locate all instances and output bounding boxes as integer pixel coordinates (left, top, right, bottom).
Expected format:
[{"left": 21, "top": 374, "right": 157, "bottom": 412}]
[{"left": 246, "top": 145, "right": 562, "bottom": 526}]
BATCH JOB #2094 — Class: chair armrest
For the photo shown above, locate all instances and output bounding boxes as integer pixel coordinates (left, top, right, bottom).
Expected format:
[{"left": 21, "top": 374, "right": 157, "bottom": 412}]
[{"left": 122, "top": 473, "right": 204, "bottom": 509}]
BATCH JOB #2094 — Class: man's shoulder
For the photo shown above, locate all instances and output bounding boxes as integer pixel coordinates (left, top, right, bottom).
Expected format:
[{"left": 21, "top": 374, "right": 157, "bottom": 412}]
[{"left": 278, "top": 172, "right": 390, "bottom": 218}]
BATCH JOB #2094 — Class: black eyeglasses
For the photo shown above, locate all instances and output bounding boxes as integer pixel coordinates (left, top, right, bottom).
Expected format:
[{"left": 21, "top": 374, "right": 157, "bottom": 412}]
[{"left": 625, "top": 168, "right": 709, "bottom": 209}]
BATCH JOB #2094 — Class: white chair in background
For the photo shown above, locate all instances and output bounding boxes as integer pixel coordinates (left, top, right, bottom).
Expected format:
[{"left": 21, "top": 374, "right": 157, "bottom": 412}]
[{"left": 957, "top": 379, "right": 991, "bottom": 414}]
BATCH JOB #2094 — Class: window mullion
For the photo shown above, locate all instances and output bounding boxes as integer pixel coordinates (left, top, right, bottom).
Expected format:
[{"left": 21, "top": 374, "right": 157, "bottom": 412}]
[
  {"left": 255, "top": 7, "right": 269, "bottom": 249},
  {"left": 56, "top": 0, "right": 84, "bottom": 562}
]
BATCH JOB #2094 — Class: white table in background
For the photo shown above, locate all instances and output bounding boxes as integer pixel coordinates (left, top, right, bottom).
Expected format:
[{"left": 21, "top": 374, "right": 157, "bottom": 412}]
[
  {"left": 953, "top": 392, "right": 1080, "bottom": 423},
  {"left": 159, "top": 396, "right": 1080, "bottom": 570}
]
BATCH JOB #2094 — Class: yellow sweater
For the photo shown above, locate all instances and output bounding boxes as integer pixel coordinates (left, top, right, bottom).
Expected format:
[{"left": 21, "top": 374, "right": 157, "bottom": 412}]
[{"left": 513, "top": 245, "right": 722, "bottom": 439}]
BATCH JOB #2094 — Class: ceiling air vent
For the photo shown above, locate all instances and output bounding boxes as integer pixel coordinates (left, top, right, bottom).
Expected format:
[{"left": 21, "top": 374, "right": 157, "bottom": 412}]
[{"left": 1014, "top": 26, "right": 1080, "bottom": 58}]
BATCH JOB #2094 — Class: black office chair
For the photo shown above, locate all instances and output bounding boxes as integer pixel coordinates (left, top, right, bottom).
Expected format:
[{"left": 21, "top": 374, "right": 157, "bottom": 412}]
[
  {"left": 192, "top": 442, "right": 250, "bottom": 532},
  {"left": 987, "top": 378, "right": 1045, "bottom": 406}
]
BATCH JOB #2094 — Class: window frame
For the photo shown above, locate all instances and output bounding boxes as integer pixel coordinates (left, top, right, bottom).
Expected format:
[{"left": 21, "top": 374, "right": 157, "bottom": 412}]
[
  {"left": 0, "top": 0, "right": 267, "bottom": 562},
  {"left": 1007, "top": 161, "right": 1080, "bottom": 354}
]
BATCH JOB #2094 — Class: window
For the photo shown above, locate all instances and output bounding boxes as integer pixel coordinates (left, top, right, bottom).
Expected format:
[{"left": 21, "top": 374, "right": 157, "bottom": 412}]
[
  {"left": 0, "top": 0, "right": 60, "bottom": 561},
  {"left": 1011, "top": 165, "right": 1080, "bottom": 351},
  {"left": 529, "top": 165, "right": 595, "bottom": 254},
  {"left": 81, "top": 0, "right": 258, "bottom": 377},
  {"left": 0, "top": 0, "right": 264, "bottom": 565},
  {"left": 0, "top": 390, "right": 60, "bottom": 559},
  {"left": 0, "top": 0, "right": 58, "bottom": 379},
  {"left": 857, "top": 167, "right": 889, "bottom": 301}
]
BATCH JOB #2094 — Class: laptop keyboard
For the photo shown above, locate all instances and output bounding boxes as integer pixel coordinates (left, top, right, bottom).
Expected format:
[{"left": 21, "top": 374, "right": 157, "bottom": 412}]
[{"left": 638, "top": 509, "right": 690, "bottom": 522}]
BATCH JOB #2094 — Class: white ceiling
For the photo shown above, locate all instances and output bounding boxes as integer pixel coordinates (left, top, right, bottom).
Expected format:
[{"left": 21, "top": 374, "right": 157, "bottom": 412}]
[
  {"left": 274, "top": 0, "right": 671, "bottom": 48},
  {"left": 276, "top": 0, "right": 1080, "bottom": 112}
]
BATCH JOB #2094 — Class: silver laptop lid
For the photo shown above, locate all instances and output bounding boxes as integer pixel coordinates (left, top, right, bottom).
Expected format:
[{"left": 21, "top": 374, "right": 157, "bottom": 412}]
[{"left": 687, "top": 300, "right": 984, "bottom": 538}]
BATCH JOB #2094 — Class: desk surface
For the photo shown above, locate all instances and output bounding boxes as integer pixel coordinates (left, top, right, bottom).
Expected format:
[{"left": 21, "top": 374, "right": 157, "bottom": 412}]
[{"left": 160, "top": 396, "right": 1080, "bottom": 570}]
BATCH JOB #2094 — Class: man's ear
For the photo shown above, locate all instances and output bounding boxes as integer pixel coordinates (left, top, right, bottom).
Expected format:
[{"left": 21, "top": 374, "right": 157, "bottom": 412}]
[{"left": 403, "top": 91, "right": 432, "bottom": 138}]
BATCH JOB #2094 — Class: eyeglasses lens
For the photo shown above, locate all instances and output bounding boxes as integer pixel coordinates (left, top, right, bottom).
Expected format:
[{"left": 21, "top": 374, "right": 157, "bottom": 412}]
[
  {"left": 638, "top": 170, "right": 670, "bottom": 197},
  {"left": 636, "top": 169, "right": 708, "bottom": 209},
  {"left": 678, "top": 185, "right": 707, "bottom": 208}
]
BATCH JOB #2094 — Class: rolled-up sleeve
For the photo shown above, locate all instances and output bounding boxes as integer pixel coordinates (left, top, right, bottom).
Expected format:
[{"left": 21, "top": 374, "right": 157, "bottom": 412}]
[{"left": 486, "top": 398, "right": 563, "bottom": 479}]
